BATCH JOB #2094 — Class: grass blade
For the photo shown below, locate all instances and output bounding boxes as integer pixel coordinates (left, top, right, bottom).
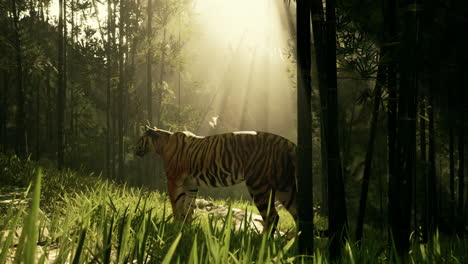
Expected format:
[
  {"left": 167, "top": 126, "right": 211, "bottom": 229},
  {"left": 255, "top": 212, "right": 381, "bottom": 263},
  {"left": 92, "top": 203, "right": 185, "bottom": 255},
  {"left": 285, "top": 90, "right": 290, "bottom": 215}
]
[
  {"left": 162, "top": 232, "right": 182, "bottom": 264},
  {"left": 24, "top": 168, "right": 42, "bottom": 264},
  {"left": 188, "top": 234, "right": 198, "bottom": 264},
  {"left": 0, "top": 208, "right": 23, "bottom": 263},
  {"left": 103, "top": 215, "right": 114, "bottom": 264},
  {"left": 72, "top": 228, "right": 87, "bottom": 264}
]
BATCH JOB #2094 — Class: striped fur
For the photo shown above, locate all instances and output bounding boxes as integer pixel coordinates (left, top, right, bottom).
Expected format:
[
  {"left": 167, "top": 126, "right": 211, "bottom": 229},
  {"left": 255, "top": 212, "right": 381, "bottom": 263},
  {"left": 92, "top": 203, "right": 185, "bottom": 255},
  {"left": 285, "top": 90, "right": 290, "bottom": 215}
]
[{"left": 135, "top": 126, "right": 297, "bottom": 232}]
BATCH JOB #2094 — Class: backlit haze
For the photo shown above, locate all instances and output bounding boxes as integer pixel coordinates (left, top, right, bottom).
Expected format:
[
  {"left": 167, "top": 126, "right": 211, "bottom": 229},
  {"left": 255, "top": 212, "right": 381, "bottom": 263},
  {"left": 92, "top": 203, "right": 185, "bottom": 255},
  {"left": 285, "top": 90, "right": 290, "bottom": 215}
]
[
  {"left": 190, "top": 0, "right": 296, "bottom": 140},
  {"left": 49, "top": 0, "right": 297, "bottom": 140}
]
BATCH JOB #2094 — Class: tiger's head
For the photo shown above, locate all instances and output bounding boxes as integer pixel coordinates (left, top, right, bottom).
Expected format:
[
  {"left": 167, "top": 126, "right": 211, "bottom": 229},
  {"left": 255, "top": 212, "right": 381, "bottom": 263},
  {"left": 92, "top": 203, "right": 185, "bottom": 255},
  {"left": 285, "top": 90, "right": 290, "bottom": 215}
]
[{"left": 135, "top": 126, "right": 172, "bottom": 157}]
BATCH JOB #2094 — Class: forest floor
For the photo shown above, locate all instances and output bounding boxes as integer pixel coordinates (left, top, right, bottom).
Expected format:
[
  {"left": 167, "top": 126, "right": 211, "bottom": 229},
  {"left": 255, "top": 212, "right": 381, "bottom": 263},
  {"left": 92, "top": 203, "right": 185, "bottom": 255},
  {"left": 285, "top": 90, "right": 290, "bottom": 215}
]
[
  {"left": 0, "top": 186, "right": 289, "bottom": 263},
  {"left": 0, "top": 154, "right": 467, "bottom": 263}
]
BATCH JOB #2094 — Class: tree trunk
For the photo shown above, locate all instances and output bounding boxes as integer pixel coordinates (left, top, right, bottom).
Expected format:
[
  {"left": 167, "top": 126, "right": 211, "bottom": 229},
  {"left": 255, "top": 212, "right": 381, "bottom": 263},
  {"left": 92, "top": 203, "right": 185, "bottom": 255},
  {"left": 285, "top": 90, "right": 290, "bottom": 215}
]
[
  {"left": 0, "top": 71, "right": 8, "bottom": 151},
  {"left": 69, "top": 0, "right": 75, "bottom": 138},
  {"left": 152, "top": 28, "right": 167, "bottom": 188},
  {"left": 57, "top": 0, "right": 65, "bottom": 169},
  {"left": 35, "top": 80, "right": 40, "bottom": 160},
  {"left": 310, "top": 0, "right": 328, "bottom": 217},
  {"left": 64, "top": 0, "right": 67, "bottom": 138},
  {"left": 106, "top": 0, "right": 112, "bottom": 179},
  {"left": 296, "top": 0, "right": 314, "bottom": 255},
  {"left": 427, "top": 89, "right": 438, "bottom": 237},
  {"left": 325, "top": 0, "right": 348, "bottom": 260},
  {"left": 46, "top": 68, "right": 52, "bottom": 146},
  {"left": 144, "top": 0, "right": 154, "bottom": 186},
  {"left": 117, "top": 0, "right": 125, "bottom": 182},
  {"left": 60, "top": 0, "right": 68, "bottom": 152},
  {"left": 12, "top": 0, "right": 26, "bottom": 156},
  {"left": 457, "top": 78, "right": 465, "bottom": 232},
  {"left": 157, "top": 28, "right": 167, "bottom": 128},
  {"left": 420, "top": 100, "right": 428, "bottom": 243},
  {"left": 355, "top": 60, "right": 385, "bottom": 243},
  {"left": 112, "top": 87, "right": 117, "bottom": 180},
  {"left": 384, "top": 0, "right": 398, "bottom": 254},
  {"left": 449, "top": 88, "right": 455, "bottom": 229},
  {"left": 123, "top": 3, "right": 130, "bottom": 142},
  {"left": 391, "top": 0, "right": 420, "bottom": 259},
  {"left": 147, "top": 0, "right": 153, "bottom": 125},
  {"left": 385, "top": 29, "right": 398, "bottom": 261},
  {"left": 177, "top": 10, "right": 182, "bottom": 125}
]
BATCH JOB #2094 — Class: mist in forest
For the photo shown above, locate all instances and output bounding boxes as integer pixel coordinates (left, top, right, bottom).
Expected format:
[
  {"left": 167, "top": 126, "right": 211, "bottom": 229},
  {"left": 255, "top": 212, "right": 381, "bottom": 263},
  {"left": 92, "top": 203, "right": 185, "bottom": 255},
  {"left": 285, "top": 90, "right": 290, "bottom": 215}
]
[
  {"left": 44, "top": 0, "right": 297, "bottom": 140},
  {"left": 187, "top": 0, "right": 296, "bottom": 139}
]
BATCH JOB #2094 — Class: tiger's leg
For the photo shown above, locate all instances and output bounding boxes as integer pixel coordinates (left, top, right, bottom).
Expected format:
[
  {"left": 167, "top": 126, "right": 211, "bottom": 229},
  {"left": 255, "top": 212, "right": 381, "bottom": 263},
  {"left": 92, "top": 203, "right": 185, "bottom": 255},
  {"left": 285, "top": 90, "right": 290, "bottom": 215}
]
[
  {"left": 276, "top": 187, "right": 298, "bottom": 220},
  {"left": 247, "top": 185, "right": 279, "bottom": 235},
  {"left": 167, "top": 178, "right": 185, "bottom": 221},
  {"left": 181, "top": 182, "right": 198, "bottom": 221},
  {"left": 167, "top": 175, "right": 198, "bottom": 221}
]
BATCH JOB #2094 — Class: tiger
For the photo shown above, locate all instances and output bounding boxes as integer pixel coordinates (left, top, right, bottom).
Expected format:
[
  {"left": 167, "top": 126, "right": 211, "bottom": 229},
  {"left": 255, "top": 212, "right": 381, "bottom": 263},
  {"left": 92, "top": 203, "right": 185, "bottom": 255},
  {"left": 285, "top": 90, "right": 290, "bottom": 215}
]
[{"left": 135, "top": 126, "right": 297, "bottom": 233}]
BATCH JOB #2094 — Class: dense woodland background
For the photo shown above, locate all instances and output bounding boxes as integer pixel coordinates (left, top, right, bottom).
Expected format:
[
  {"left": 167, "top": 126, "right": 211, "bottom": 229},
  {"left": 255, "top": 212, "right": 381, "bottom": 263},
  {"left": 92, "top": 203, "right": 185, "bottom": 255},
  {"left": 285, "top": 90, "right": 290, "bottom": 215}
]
[{"left": 0, "top": 0, "right": 467, "bottom": 261}]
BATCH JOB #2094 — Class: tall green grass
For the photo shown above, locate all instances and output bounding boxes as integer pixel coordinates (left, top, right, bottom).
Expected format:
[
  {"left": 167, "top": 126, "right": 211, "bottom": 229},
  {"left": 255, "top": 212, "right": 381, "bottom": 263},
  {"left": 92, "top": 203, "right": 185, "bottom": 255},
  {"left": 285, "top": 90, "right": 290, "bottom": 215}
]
[{"left": 0, "top": 155, "right": 467, "bottom": 263}]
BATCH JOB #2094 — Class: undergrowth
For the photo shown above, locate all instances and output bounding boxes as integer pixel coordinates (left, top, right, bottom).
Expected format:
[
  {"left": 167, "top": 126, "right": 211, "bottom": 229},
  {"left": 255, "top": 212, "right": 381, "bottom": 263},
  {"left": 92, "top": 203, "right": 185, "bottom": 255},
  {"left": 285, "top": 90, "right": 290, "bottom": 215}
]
[{"left": 0, "top": 154, "right": 467, "bottom": 263}]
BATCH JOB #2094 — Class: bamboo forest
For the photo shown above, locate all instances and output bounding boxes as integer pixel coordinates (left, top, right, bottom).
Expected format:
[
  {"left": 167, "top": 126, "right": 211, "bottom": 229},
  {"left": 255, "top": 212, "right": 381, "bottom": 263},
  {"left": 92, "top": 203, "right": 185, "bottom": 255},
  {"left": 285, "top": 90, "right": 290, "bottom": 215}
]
[{"left": 0, "top": 0, "right": 467, "bottom": 262}]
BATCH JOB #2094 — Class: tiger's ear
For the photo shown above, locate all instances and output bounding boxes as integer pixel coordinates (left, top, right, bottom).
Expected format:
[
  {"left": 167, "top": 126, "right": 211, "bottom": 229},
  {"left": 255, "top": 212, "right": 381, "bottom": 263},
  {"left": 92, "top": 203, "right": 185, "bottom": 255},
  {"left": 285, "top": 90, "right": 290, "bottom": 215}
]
[{"left": 146, "top": 127, "right": 159, "bottom": 138}]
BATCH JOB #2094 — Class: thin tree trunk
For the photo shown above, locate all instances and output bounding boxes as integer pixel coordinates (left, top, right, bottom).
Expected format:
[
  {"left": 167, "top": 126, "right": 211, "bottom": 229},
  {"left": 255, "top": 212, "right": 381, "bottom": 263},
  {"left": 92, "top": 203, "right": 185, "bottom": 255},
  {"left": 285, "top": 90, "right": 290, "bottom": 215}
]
[
  {"left": 123, "top": 3, "right": 130, "bottom": 165},
  {"left": 69, "top": 83, "right": 73, "bottom": 138},
  {"left": 63, "top": 0, "right": 67, "bottom": 148},
  {"left": 378, "top": 152, "right": 385, "bottom": 232},
  {"left": 325, "top": 0, "right": 348, "bottom": 260},
  {"left": 153, "top": 28, "right": 167, "bottom": 188},
  {"left": 449, "top": 128, "right": 455, "bottom": 218},
  {"left": 35, "top": 79, "right": 40, "bottom": 160},
  {"left": 123, "top": 3, "right": 130, "bottom": 141},
  {"left": 384, "top": 0, "right": 398, "bottom": 253},
  {"left": 12, "top": 0, "right": 26, "bottom": 156},
  {"left": 113, "top": 0, "right": 118, "bottom": 180},
  {"left": 428, "top": 89, "right": 438, "bottom": 237},
  {"left": 112, "top": 0, "right": 117, "bottom": 180},
  {"left": 147, "top": 0, "right": 153, "bottom": 125},
  {"left": 0, "top": 72, "right": 3, "bottom": 151},
  {"left": 457, "top": 81, "right": 465, "bottom": 232},
  {"left": 420, "top": 100, "right": 428, "bottom": 243},
  {"left": 144, "top": 0, "right": 154, "bottom": 186},
  {"left": 117, "top": 0, "right": 125, "bottom": 182},
  {"left": 46, "top": 68, "right": 52, "bottom": 145},
  {"left": 69, "top": 0, "right": 75, "bottom": 137},
  {"left": 106, "top": 0, "right": 112, "bottom": 179},
  {"left": 0, "top": 71, "right": 8, "bottom": 151},
  {"left": 449, "top": 86, "right": 455, "bottom": 228},
  {"left": 57, "top": 0, "right": 65, "bottom": 168},
  {"left": 178, "top": 9, "right": 181, "bottom": 125},
  {"left": 355, "top": 61, "right": 385, "bottom": 243},
  {"left": 157, "top": 28, "right": 167, "bottom": 128},
  {"left": 112, "top": 87, "right": 117, "bottom": 180},
  {"left": 296, "top": 0, "right": 314, "bottom": 255},
  {"left": 385, "top": 40, "right": 398, "bottom": 259},
  {"left": 64, "top": 0, "right": 67, "bottom": 106}
]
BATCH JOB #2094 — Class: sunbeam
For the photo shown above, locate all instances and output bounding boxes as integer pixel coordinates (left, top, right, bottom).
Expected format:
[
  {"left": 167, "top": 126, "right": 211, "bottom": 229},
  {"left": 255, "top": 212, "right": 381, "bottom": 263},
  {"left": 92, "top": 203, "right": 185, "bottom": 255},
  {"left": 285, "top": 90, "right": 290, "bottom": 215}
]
[{"left": 190, "top": 0, "right": 296, "bottom": 140}]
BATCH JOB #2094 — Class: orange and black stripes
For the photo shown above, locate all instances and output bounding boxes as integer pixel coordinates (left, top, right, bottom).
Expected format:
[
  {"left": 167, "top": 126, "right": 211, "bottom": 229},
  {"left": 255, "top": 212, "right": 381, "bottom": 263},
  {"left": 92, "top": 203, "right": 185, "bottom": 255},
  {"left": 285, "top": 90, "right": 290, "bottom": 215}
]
[{"left": 135, "top": 127, "right": 298, "bottom": 232}]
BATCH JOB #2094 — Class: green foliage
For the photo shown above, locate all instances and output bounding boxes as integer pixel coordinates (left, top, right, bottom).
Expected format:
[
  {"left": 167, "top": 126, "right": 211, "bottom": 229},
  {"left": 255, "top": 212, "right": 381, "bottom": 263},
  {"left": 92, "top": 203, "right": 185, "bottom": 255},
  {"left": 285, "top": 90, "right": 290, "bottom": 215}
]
[
  {"left": 0, "top": 153, "right": 37, "bottom": 186},
  {"left": 1, "top": 154, "right": 467, "bottom": 263}
]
